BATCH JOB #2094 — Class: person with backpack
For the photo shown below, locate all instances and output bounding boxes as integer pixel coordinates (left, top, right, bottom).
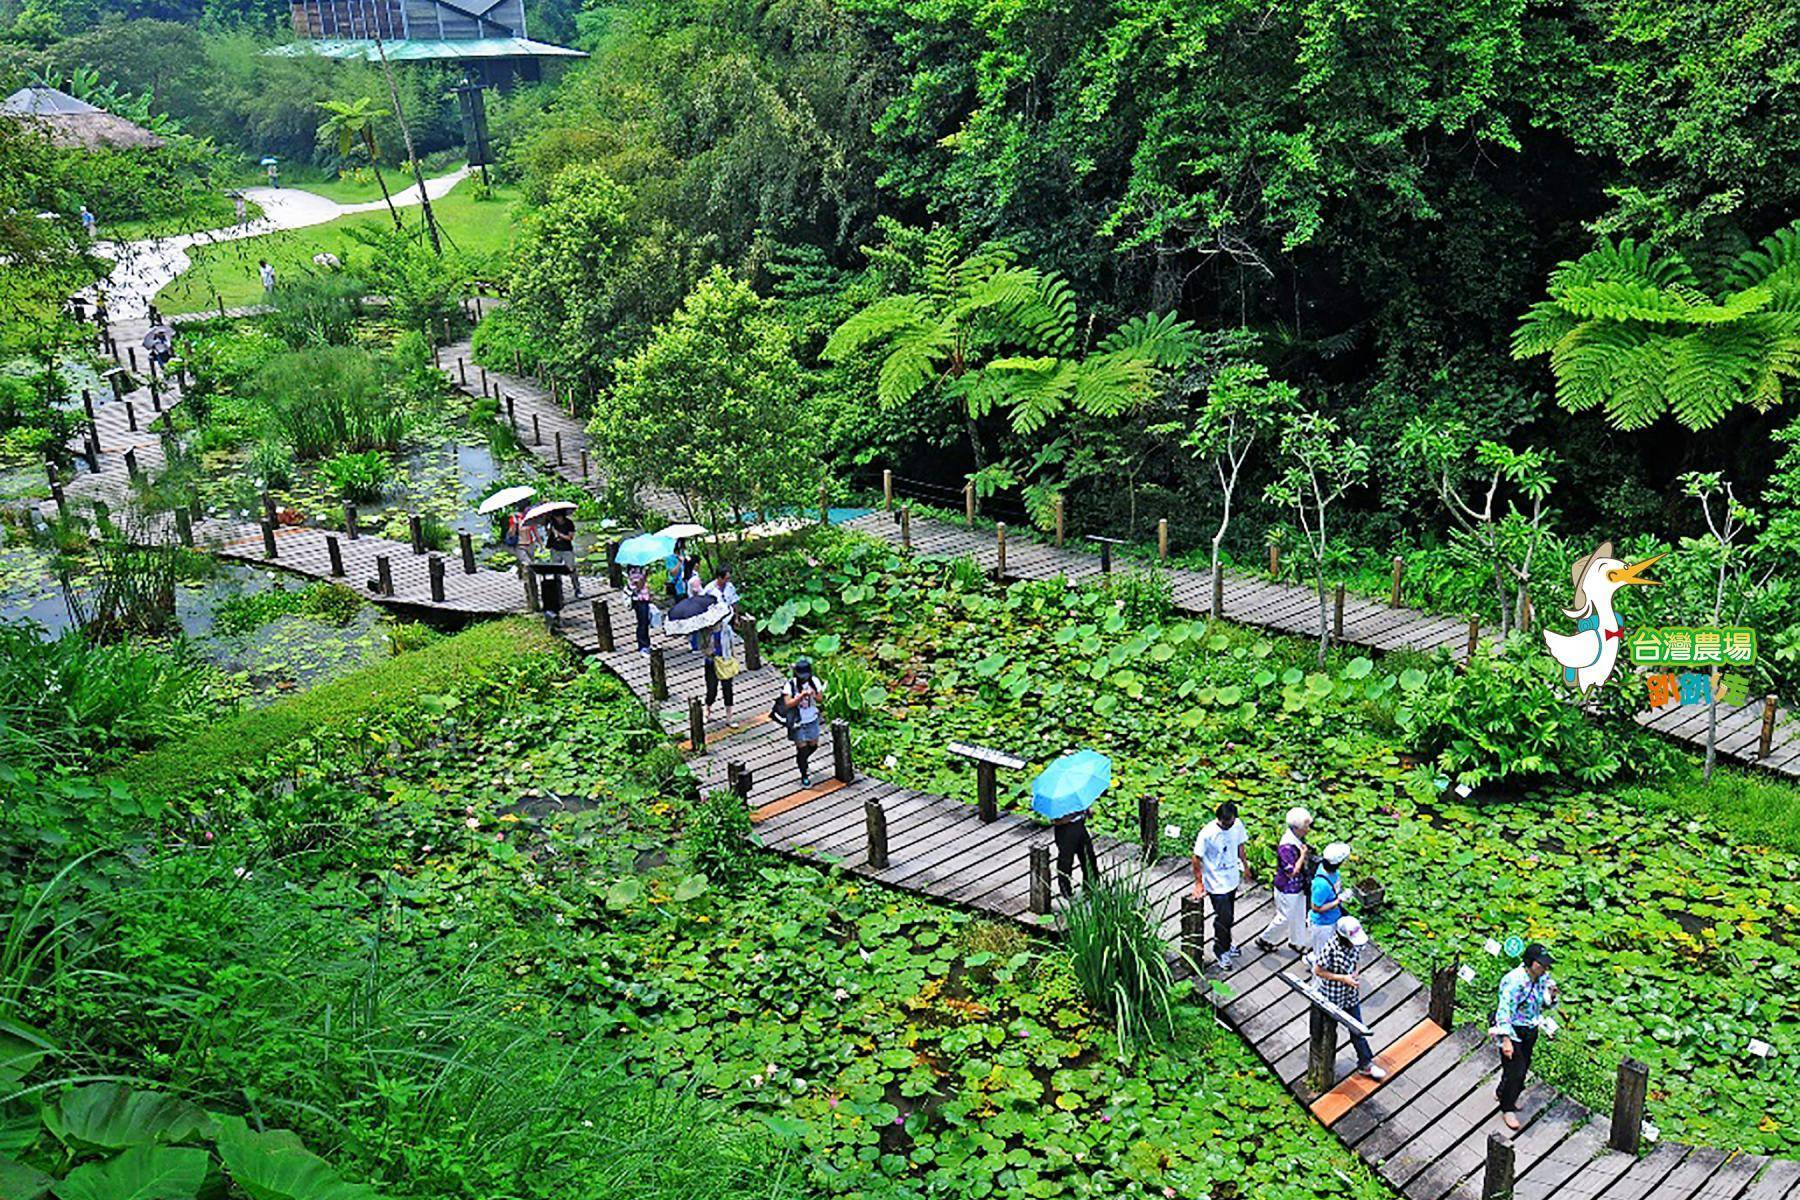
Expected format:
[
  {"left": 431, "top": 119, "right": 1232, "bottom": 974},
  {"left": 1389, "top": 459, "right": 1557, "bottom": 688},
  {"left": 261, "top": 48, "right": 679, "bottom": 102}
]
[
  {"left": 1192, "top": 801, "right": 1253, "bottom": 967},
  {"left": 1309, "top": 842, "right": 1353, "bottom": 951},
  {"left": 778, "top": 658, "right": 828, "bottom": 786},
  {"left": 1257, "top": 807, "right": 1313, "bottom": 953},
  {"left": 1311, "top": 916, "right": 1387, "bottom": 1082}
]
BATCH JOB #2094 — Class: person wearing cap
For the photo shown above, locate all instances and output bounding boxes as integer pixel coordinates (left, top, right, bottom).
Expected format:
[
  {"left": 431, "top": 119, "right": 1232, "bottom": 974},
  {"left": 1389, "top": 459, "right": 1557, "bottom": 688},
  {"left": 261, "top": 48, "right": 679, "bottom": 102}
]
[
  {"left": 1312, "top": 916, "right": 1387, "bottom": 1081},
  {"left": 780, "top": 658, "right": 828, "bottom": 786},
  {"left": 1192, "top": 801, "right": 1253, "bottom": 967},
  {"left": 1309, "top": 842, "right": 1352, "bottom": 951},
  {"left": 1493, "top": 943, "right": 1558, "bottom": 1130},
  {"left": 1257, "top": 807, "right": 1313, "bottom": 953}
]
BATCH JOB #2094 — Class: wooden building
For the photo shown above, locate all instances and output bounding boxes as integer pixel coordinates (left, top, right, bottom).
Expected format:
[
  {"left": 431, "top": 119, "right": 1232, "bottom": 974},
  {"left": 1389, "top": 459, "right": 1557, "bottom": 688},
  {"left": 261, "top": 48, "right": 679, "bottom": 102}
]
[{"left": 283, "top": 0, "right": 583, "bottom": 84}]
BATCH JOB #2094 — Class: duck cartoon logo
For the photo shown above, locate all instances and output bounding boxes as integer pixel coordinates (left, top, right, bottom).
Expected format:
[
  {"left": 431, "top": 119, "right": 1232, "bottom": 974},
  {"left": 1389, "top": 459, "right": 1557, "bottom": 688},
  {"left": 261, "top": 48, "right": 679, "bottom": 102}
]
[{"left": 1541, "top": 541, "right": 1662, "bottom": 694}]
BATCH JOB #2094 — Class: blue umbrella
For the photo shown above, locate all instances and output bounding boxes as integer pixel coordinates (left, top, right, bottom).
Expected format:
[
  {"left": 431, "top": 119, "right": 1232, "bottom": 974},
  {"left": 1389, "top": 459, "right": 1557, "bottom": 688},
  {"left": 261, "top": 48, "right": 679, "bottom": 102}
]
[
  {"left": 615, "top": 533, "right": 676, "bottom": 567},
  {"left": 260, "top": 156, "right": 279, "bottom": 166},
  {"left": 1031, "top": 750, "right": 1112, "bottom": 819}
]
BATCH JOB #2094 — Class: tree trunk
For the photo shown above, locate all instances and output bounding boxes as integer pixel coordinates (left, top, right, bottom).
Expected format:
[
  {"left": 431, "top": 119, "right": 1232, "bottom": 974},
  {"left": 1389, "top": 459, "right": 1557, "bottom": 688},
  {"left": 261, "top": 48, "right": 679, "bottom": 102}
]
[
  {"left": 366, "top": 131, "right": 402, "bottom": 231},
  {"left": 1315, "top": 566, "right": 1329, "bottom": 668},
  {"left": 965, "top": 415, "right": 986, "bottom": 472},
  {"left": 374, "top": 35, "right": 441, "bottom": 255},
  {"left": 1494, "top": 565, "right": 1510, "bottom": 637}
]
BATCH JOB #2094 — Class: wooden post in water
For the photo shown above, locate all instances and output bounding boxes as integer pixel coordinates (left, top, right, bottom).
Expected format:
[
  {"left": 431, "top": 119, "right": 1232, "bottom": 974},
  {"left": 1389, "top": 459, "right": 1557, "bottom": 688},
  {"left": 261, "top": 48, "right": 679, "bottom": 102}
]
[
  {"left": 688, "top": 698, "right": 706, "bottom": 753},
  {"left": 1053, "top": 494, "right": 1064, "bottom": 548},
  {"left": 1760, "top": 695, "right": 1778, "bottom": 759},
  {"left": 593, "top": 599, "right": 614, "bottom": 652},
  {"left": 343, "top": 503, "right": 359, "bottom": 540},
  {"left": 865, "top": 798, "right": 889, "bottom": 868},
  {"left": 123, "top": 448, "right": 139, "bottom": 481},
  {"left": 82, "top": 389, "right": 95, "bottom": 421},
  {"left": 1158, "top": 518, "right": 1169, "bottom": 564},
  {"left": 649, "top": 647, "right": 669, "bottom": 701},
  {"left": 883, "top": 469, "right": 893, "bottom": 510},
  {"left": 326, "top": 535, "right": 344, "bottom": 577},
  {"left": 607, "top": 542, "right": 623, "bottom": 589},
  {"left": 554, "top": 431, "right": 564, "bottom": 467},
  {"left": 1180, "top": 895, "right": 1206, "bottom": 963},
  {"left": 900, "top": 507, "right": 912, "bottom": 550},
  {"left": 125, "top": 401, "right": 136, "bottom": 432},
  {"left": 1608, "top": 1059, "right": 1649, "bottom": 1153},
  {"left": 1480, "top": 1133, "right": 1515, "bottom": 1200},
  {"left": 459, "top": 531, "right": 476, "bottom": 574},
  {"left": 1307, "top": 1008, "right": 1339, "bottom": 1095},
  {"left": 995, "top": 523, "right": 1007, "bottom": 580},
  {"left": 428, "top": 555, "right": 446, "bottom": 602},
  {"left": 1028, "top": 844, "right": 1051, "bottom": 915},
  {"left": 832, "top": 719, "right": 854, "bottom": 783},
  {"left": 964, "top": 483, "right": 975, "bottom": 525},
  {"left": 409, "top": 513, "right": 425, "bottom": 555},
  {"left": 260, "top": 521, "right": 277, "bottom": 559},
  {"left": 173, "top": 507, "right": 192, "bottom": 546},
  {"left": 1390, "top": 556, "right": 1404, "bottom": 607},
  {"left": 1429, "top": 961, "right": 1457, "bottom": 1031},
  {"left": 376, "top": 555, "right": 394, "bottom": 596},
  {"left": 740, "top": 618, "right": 761, "bottom": 671},
  {"left": 1333, "top": 584, "right": 1346, "bottom": 640},
  {"left": 1138, "top": 795, "right": 1160, "bottom": 861}
]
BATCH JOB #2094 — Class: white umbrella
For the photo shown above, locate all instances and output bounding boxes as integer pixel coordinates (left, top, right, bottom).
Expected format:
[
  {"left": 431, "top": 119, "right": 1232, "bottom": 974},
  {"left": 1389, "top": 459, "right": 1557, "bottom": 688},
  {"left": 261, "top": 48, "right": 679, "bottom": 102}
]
[
  {"left": 478, "top": 485, "right": 535, "bottom": 515},
  {"left": 524, "top": 500, "right": 577, "bottom": 522},
  {"left": 656, "top": 522, "right": 708, "bottom": 540}
]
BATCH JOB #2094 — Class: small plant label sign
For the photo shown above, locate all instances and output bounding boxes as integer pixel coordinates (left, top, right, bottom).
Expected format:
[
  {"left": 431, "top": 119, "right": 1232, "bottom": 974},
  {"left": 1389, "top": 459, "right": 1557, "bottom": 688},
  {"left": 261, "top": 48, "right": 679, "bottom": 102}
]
[
  {"left": 1458, "top": 964, "right": 1478, "bottom": 983},
  {"left": 1165, "top": 825, "right": 1181, "bottom": 839},
  {"left": 1747, "top": 1038, "right": 1773, "bottom": 1059},
  {"left": 1484, "top": 938, "right": 1503, "bottom": 956}
]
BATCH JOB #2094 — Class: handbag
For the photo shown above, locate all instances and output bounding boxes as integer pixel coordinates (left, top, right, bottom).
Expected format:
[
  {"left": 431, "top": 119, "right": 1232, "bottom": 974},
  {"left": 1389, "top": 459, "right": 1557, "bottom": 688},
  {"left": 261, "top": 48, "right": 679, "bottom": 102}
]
[
  {"left": 649, "top": 606, "right": 665, "bottom": 630},
  {"left": 715, "top": 656, "right": 741, "bottom": 680}
]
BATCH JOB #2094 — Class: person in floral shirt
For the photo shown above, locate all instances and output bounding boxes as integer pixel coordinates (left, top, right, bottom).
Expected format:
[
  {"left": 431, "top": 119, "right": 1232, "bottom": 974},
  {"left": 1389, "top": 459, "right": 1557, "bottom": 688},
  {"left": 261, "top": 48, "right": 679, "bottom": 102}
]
[{"left": 1492, "top": 943, "right": 1558, "bottom": 1130}]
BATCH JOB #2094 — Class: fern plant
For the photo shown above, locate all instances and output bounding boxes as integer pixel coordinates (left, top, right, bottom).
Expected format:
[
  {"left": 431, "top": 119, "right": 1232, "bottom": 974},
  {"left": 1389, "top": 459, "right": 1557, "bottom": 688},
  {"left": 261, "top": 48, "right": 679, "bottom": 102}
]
[
  {"left": 824, "top": 236, "right": 1196, "bottom": 460},
  {"left": 1513, "top": 221, "right": 1800, "bottom": 430}
]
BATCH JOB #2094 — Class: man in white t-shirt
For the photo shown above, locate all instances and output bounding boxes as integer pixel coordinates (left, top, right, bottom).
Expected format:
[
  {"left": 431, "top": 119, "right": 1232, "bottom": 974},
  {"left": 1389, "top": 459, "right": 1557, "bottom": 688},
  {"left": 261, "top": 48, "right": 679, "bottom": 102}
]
[{"left": 1191, "top": 801, "right": 1253, "bottom": 967}]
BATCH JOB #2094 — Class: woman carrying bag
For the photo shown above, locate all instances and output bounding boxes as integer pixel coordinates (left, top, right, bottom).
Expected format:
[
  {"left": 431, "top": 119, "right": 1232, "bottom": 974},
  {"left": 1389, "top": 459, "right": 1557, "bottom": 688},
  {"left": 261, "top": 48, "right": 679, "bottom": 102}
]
[{"left": 705, "top": 617, "right": 740, "bottom": 727}]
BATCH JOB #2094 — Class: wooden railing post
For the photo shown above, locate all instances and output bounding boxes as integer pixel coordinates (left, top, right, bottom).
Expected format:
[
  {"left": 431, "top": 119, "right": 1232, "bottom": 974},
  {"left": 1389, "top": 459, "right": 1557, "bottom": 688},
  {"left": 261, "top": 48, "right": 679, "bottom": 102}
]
[
  {"left": 125, "top": 400, "right": 136, "bottom": 432},
  {"left": 883, "top": 469, "right": 893, "bottom": 510},
  {"left": 376, "top": 555, "right": 394, "bottom": 597},
  {"left": 428, "top": 555, "right": 446, "bottom": 602},
  {"left": 688, "top": 698, "right": 706, "bottom": 753},
  {"left": 1180, "top": 894, "right": 1206, "bottom": 962},
  {"left": 649, "top": 647, "right": 668, "bottom": 701},
  {"left": 1138, "top": 794, "right": 1160, "bottom": 861},
  {"left": 865, "top": 798, "right": 889, "bottom": 868},
  {"left": 580, "top": 449, "right": 589, "bottom": 480},
  {"left": 1307, "top": 1007, "right": 1339, "bottom": 1094},
  {"left": 995, "top": 522, "right": 1007, "bottom": 580},
  {"left": 1390, "top": 555, "right": 1404, "bottom": 607},
  {"left": 1429, "top": 961, "right": 1457, "bottom": 1031},
  {"left": 172, "top": 506, "right": 192, "bottom": 546},
  {"left": 1100, "top": 541, "right": 1113, "bottom": 575},
  {"left": 900, "top": 507, "right": 912, "bottom": 550},
  {"left": 727, "top": 761, "right": 746, "bottom": 798},
  {"left": 522, "top": 565, "right": 539, "bottom": 612},
  {"left": 1029, "top": 844, "right": 1052, "bottom": 915},
  {"left": 1466, "top": 618, "right": 1480, "bottom": 665},
  {"left": 479, "top": 365, "right": 488, "bottom": 394},
  {"left": 50, "top": 480, "right": 65, "bottom": 516},
  {"left": 1053, "top": 494, "right": 1064, "bottom": 548},
  {"left": 326, "top": 535, "right": 344, "bottom": 577},
  {"left": 1268, "top": 543, "right": 1279, "bottom": 577},
  {"left": 532, "top": 413, "right": 543, "bottom": 447},
  {"left": 1760, "top": 695, "right": 1778, "bottom": 759},
  {"left": 1480, "top": 1132, "right": 1515, "bottom": 1200},
  {"left": 606, "top": 542, "right": 623, "bottom": 589},
  {"left": 409, "top": 513, "right": 425, "bottom": 555},
  {"left": 261, "top": 492, "right": 277, "bottom": 525},
  {"left": 976, "top": 761, "right": 998, "bottom": 822},
  {"left": 260, "top": 520, "right": 277, "bottom": 559},
  {"left": 123, "top": 448, "right": 139, "bottom": 482},
  {"left": 458, "top": 358, "right": 467, "bottom": 386},
  {"left": 343, "top": 503, "right": 359, "bottom": 540},
  {"left": 740, "top": 618, "right": 762, "bottom": 671},
  {"left": 832, "top": 718, "right": 854, "bottom": 783},
  {"left": 964, "top": 482, "right": 975, "bottom": 526},
  {"left": 593, "top": 599, "right": 614, "bottom": 652},
  {"left": 1158, "top": 518, "right": 1169, "bottom": 564},
  {"left": 81, "top": 389, "right": 94, "bottom": 422},
  {"left": 555, "top": 431, "right": 564, "bottom": 467},
  {"left": 459, "top": 531, "right": 476, "bottom": 574},
  {"left": 1334, "top": 583, "right": 1346, "bottom": 640},
  {"left": 1608, "top": 1059, "right": 1649, "bottom": 1153}
]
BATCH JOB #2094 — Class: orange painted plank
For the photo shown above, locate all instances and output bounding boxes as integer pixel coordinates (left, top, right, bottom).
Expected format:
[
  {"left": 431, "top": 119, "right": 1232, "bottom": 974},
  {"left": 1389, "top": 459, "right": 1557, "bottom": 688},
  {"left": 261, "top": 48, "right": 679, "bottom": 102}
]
[
  {"left": 749, "top": 779, "right": 846, "bottom": 824},
  {"left": 680, "top": 712, "right": 773, "bottom": 752},
  {"left": 1310, "top": 1018, "right": 1447, "bottom": 1127}
]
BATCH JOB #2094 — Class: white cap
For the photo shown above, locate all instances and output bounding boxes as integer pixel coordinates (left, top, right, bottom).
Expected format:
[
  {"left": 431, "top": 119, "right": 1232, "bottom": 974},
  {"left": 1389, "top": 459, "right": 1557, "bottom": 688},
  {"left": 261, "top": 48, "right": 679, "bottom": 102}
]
[
  {"left": 1322, "top": 841, "right": 1352, "bottom": 865},
  {"left": 1336, "top": 916, "right": 1369, "bottom": 946},
  {"left": 1286, "top": 807, "right": 1312, "bottom": 830}
]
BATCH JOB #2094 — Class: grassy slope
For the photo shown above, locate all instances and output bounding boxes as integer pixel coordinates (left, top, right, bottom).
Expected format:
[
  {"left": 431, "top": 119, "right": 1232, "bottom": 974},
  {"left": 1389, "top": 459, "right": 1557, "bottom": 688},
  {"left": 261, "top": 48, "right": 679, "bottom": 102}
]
[
  {"left": 107, "top": 194, "right": 266, "bottom": 242},
  {"left": 114, "top": 616, "right": 557, "bottom": 803},
  {"left": 152, "top": 177, "right": 519, "bottom": 314}
]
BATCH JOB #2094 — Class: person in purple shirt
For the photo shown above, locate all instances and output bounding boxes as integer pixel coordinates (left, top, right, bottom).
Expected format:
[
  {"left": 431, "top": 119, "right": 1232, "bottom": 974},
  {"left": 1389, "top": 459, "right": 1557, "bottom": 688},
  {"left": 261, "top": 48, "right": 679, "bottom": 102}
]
[{"left": 1256, "top": 807, "right": 1313, "bottom": 953}]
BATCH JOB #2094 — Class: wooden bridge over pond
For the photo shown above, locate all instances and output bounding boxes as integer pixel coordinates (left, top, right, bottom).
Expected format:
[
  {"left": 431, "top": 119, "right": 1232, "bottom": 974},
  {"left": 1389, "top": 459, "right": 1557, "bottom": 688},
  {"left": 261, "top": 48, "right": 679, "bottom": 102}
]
[{"left": 35, "top": 323, "right": 1798, "bottom": 1197}]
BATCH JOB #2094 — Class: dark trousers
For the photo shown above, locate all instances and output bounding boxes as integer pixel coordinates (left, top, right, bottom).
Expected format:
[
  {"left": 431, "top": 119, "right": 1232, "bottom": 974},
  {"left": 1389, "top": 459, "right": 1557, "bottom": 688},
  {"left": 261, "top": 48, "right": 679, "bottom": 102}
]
[
  {"left": 1209, "top": 888, "right": 1237, "bottom": 955},
  {"left": 705, "top": 660, "right": 732, "bottom": 708},
  {"left": 1053, "top": 821, "right": 1098, "bottom": 896},
  {"left": 1342, "top": 999, "right": 1374, "bottom": 1069},
  {"left": 1496, "top": 1026, "right": 1538, "bottom": 1112},
  {"left": 632, "top": 599, "right": 651, "bottom": 650}
]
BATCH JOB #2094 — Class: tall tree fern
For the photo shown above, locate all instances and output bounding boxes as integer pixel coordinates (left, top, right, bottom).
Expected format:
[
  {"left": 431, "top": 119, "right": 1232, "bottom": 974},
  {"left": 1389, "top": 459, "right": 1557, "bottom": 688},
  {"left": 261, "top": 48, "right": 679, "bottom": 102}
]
[{"left": 1514, "top": 221, "right": 1800, "bottom": 430}]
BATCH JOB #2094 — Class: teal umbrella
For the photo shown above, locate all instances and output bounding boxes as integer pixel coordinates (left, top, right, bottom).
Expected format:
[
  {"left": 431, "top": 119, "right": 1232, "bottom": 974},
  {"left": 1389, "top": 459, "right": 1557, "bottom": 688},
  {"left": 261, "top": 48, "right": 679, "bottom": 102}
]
[
  {"left": 1031, "top": 750, "right": 1112, "bottom": 819},
  {"left": 615, "top": 533, "right": 676, "bottom": 566}
]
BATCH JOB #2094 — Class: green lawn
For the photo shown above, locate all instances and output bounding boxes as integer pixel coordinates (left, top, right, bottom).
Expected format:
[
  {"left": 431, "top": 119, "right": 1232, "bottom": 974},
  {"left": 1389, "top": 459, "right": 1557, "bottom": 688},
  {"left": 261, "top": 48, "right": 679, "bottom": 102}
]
[
  {"left": 227, "top": 155, "right": 466, "bottom": 205},
  {"left": 153, "top": 177, "right": 519, "bottom": 314},
  {"left": 107, "top": 192, "right": 265, "bottom": 242}
]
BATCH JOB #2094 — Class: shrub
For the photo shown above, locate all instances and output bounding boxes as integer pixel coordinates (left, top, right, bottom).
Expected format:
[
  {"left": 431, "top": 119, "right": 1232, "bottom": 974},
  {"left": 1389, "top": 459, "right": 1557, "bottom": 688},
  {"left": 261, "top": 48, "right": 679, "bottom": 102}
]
[
  {"left": 1061, "top": 868, "right": 1180, "bottom": 1060},
  {"left": 684, "top": 788, "right": 756, "bottom": 887},
  {"left": 246, "top": 438, "right": 294, "bottom": 489},
  {"left": 213, "top": 582, "right": 363, "bottom": 635},
  {"left": 266, "top": 272, "right": 364, "bottom": 348},
  {"left": 254, "top": 348, "right": 405, "bottom": 459},
  {"left": 318, "top": 449, "right": 391, "bottom": 502}
]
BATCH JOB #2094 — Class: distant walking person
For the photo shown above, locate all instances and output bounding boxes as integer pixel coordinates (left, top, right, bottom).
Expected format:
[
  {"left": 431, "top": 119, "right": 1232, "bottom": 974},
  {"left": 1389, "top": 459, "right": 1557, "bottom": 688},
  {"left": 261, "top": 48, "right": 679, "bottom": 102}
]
[
  {"left": 235, "top": 194, "right": 248, "bottom": 224},
  {"left": 1309, "top": 842, "right": 1352, "bottom": 951},
  {"left": 1192, "top": 801, "right": 1252, "bottom": 966},
  {"left": 1493, "top": 944, "right": 1558, "bottom": 1130},
  {"left": 505, "top": 500, "right": 540, "bottom": 573},
  {"left": 704, "top": 615, "right": 738, "bottom": 727},
  {"left": 544, "top": 509, "right": 581, "bottom": 597},
  {"left": 780, "top": 658, "right": 827, "bottom": 786},
  {"left": 1312, "top": 916, "right": 1387, "bottom": 1081},
  {"left": 625, "top": 563, "right": 653, "bottom": 652},
  {"left": 1053, "top": 806, "right": 1099, "bottom": 899},
  {"left": 1257, "top": 807, "right": 1313, "bottom": 953},
  {"left": 258, "top": 259, "right": 277, "bottom": 297},
  {"left": 79, "top": 205, "right": 95, "bottom": 237}
]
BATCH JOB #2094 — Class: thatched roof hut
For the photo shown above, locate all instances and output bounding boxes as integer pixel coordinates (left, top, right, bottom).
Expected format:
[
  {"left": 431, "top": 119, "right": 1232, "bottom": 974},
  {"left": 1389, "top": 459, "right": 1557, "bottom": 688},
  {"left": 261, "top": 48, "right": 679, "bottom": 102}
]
[{"left": 0, "top": 87, "right": 165, "bottom": 151}]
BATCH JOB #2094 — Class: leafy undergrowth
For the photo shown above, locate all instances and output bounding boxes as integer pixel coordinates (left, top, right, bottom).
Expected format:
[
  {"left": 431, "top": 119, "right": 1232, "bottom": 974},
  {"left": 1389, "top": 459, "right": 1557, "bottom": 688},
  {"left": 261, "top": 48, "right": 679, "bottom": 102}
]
[
  {"left": 749, "top": 530, "right": 1800, "bottom": 1154},
  {"left": 8, "top": 621, "right": 1396, "bottom": 1199}
]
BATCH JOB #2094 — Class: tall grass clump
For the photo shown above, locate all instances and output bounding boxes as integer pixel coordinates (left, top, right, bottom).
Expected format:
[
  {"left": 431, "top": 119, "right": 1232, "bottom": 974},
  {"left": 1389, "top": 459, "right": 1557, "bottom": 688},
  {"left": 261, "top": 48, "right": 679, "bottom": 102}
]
[
  {"left": 1062, "top": 869, "right": 1180, "bottom": 1060},
  {"left": 254, "top": 347, "right": 406, "bottom": 459}
]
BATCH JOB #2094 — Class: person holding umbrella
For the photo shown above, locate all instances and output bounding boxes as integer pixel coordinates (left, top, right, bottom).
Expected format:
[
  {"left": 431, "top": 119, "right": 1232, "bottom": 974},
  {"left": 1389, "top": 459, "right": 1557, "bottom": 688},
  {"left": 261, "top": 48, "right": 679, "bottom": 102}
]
[
  {"left": 615, "top": 533, "right": 677, "bottom": 652},
  {"left": 1031, "top": 750, "right": 1109, "bottom": 898},
  {"left": 507, "top": 499, "right": 541, "bottom": 574},
  {"left": 542, "top": 505, "right": 581, "bottom": 597},
  {"left": 705, "top": 613, "right": 738, "bottom": 726},
  {"left": 780, "top": 658, "right": 828, "bottom": 786}
]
